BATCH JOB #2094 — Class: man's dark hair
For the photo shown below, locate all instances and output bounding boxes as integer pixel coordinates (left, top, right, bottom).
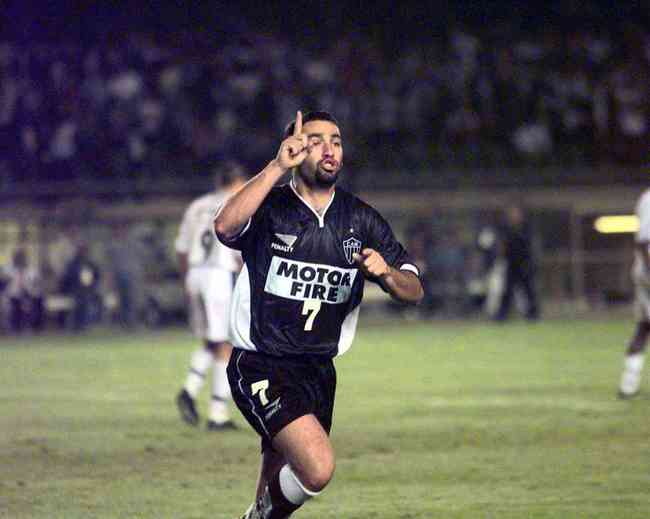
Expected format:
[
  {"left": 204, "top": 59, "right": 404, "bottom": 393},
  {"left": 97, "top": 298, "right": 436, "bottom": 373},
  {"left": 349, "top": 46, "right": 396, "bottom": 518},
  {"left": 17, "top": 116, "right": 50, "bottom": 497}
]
[{"left": 283, "top": 111, "right": 339, "bottom": 138}]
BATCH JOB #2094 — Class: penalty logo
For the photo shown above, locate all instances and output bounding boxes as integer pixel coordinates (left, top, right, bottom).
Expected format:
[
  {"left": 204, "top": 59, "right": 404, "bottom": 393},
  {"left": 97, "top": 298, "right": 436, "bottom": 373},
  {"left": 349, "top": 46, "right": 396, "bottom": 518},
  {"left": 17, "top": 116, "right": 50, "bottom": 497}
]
[{"left": 343, "top": 237, "right": 362, "bottom": 265}]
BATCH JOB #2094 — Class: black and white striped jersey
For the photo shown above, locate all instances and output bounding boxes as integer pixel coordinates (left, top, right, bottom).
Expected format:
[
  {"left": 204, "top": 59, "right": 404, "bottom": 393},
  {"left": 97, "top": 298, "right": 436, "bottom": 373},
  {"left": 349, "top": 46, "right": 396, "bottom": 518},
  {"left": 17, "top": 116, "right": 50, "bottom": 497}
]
[{"left": 219, "top": 181, "right": 419, "bottom": 358}]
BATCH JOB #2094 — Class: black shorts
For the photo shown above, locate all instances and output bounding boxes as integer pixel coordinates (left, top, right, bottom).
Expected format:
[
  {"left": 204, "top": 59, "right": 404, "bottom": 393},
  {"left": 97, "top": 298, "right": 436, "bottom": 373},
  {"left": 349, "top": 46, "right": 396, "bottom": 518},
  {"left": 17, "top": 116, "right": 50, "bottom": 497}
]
[{"left": 227, "top": 349, "right": 337, "bottom": 452}]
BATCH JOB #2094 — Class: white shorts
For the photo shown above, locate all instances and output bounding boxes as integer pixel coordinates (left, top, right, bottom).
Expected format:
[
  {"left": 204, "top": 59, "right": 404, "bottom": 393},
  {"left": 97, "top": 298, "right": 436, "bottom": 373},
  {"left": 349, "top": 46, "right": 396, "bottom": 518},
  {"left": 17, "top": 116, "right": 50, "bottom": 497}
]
[{"left": 185, "top": 267, "right": 234, "bottom": 342}]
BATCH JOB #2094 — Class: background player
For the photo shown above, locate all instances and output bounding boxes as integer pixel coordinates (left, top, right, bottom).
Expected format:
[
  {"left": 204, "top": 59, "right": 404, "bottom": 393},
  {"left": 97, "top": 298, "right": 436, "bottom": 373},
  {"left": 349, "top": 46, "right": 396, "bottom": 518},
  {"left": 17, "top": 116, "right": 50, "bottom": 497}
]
[
  {"left": 619, "top": 187, "right": 650, "bottom": 398},
  {"left": 175, "top": 162, "right": 246, "bottom": 429},
  {"left": 214, "top": 111, "right": 424, "bottom": 518}
]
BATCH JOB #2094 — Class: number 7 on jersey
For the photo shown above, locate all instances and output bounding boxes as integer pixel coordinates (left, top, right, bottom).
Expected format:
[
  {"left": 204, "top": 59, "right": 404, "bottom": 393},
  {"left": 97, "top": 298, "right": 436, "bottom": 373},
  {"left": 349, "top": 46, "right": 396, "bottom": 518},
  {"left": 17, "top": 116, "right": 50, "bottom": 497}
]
[{"left": 301, "top": 300, "right": 322, "bottom": 331}]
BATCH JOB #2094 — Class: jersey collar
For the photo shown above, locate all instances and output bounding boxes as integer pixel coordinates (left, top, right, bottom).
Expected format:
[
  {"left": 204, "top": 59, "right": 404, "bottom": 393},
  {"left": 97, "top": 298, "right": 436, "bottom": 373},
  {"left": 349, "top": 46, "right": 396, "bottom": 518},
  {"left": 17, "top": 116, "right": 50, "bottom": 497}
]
[{"left": 290, "top": 178, "right": 336, "bottom": 228}]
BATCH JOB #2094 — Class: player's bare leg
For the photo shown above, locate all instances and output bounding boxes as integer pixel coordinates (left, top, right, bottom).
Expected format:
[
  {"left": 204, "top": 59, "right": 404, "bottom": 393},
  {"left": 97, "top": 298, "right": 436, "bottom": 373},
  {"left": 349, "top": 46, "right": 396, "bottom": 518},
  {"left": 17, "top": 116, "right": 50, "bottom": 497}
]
[
  {"left": 619, "top": 320, "right": 650, "bottom": 398},
  {"left": 207, "top": 341, "right": 236, "bottom": 430},
  {"left": 242, "top": 415, "right": 335, "bottom": 518},
  {"left": 273, "top": 415, "right": 335, "bottom": 493}
]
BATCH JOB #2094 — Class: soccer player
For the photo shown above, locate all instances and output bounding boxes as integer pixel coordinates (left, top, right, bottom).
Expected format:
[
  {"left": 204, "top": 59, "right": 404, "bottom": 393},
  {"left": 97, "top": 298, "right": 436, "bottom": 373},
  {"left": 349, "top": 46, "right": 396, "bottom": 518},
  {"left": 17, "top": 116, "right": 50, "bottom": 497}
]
[
  {"left": 175, "top": 162, "right": 246, "bottom": 430},
  {"left": 619, "top": 187, "right": 650, "bottom": 399},
  {"left": 214, "top": 111, "right": 424, "bottom": 518}
]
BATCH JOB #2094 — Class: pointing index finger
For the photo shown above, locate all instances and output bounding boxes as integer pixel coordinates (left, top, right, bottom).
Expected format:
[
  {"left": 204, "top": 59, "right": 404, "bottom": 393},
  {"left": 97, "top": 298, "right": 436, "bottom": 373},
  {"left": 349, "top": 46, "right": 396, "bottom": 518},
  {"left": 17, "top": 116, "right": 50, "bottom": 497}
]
[{"left": 293, "top": 110, "right": 303, "bottom": 137}]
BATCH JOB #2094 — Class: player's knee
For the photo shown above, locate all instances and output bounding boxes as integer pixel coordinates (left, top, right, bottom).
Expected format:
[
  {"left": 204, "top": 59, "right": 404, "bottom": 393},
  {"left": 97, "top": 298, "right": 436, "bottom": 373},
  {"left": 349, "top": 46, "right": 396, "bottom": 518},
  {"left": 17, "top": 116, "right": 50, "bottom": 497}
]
[
  {"left": 204, "top": 340, "right": 229, "bottom": 354},
  {"left": 301, "top": 456, "right": 335, "bottom": 492}
]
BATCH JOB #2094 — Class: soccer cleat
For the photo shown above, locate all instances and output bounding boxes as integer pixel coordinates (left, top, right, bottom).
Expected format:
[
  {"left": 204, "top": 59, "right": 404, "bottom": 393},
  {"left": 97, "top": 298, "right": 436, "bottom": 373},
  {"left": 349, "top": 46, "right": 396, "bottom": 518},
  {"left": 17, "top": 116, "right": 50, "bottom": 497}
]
[
  {"left": 240, "top": 503, "right": 255, "bottom": 519},
  {"left": 240, "top": 502, "right": 262, "bottom": 519},
  {"left": 618, "top": 389, "right": 640, "bottom": 400},
  {"left": 619, "top": 368, "right": 642, "bottom": 400},
  {"left": 239, "top": 487, "right": 273, "bottom": 518},
  {"left": 206, "top": 419, "right": 238, "bottom": 431},
  {"left": 176, "top": 389, "right": 199, "bottom": 426}
]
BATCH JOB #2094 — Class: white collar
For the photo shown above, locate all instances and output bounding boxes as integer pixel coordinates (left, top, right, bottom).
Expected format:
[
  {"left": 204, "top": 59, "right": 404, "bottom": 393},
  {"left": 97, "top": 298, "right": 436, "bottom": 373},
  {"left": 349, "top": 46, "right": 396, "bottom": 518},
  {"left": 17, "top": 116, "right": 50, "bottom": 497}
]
[{"left": 290, "top": 178, "right": 336, "bottom": 228}]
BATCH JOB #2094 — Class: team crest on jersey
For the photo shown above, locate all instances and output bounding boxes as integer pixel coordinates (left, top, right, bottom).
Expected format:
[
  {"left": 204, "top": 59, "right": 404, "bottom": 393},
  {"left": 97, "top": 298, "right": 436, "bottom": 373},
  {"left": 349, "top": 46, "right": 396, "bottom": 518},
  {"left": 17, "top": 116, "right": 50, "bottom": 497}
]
[{"left": 343, "top": 237, "right": 362, "bottom": 264}]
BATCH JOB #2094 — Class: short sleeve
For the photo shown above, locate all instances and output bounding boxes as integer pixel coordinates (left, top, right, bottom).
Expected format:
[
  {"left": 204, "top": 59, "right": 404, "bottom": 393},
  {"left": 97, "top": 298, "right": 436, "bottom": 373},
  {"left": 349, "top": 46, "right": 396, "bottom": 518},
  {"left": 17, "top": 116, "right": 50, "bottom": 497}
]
[
  {"left": 174, "top": 205, "right": 194, "bottom": 254},
  {"left": 365, "top": 207, "right": 420, "bottom": 278},
  {"left": 216, "top": 203, "right": 266, "bottom": 253}
]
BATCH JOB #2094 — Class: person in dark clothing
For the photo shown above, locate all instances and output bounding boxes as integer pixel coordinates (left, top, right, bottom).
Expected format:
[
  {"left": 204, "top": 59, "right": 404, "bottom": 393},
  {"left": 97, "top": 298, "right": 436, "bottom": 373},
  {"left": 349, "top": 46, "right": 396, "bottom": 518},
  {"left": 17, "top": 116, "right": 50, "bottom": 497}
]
[
  {"left": 60, "top": 243, "right": 101, "bottom": 331},
  {"left": 494, "top": 205, "right": 539, "bottom": 321},
  {"left": 106, "top": 224, "right": 144, "bottom": 330}
]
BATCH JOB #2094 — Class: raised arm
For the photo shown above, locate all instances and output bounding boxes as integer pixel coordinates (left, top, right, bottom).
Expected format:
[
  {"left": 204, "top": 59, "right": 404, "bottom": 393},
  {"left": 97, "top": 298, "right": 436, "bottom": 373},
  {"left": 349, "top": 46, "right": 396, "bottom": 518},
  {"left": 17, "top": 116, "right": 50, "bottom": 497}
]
[{"left": 214, "top": 111, "right": 308, "bottom": 241}]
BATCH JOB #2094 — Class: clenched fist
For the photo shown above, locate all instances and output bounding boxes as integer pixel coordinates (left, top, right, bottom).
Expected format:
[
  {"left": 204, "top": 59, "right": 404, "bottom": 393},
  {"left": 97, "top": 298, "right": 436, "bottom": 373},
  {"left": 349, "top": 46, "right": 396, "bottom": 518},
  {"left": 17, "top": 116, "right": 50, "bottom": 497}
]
[
  {"left": 353, "top": 248, "right": 390, "bottom": 278},
  {"left": 276, "top": 110, "right": 309, "bottom": 170}
]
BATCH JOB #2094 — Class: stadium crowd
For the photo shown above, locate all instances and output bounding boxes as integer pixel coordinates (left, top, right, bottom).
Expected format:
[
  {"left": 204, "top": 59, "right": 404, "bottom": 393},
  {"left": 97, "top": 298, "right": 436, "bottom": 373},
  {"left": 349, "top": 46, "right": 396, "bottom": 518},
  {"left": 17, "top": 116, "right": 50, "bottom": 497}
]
[
  {"left": 0, "top": 219, "right": 179, "bottom": 334},
  {"left": 0, "top": 202, "right": 535, "bottom": 334},
  {"left": 1, "top": 21, "right": 649, "bottom": 190}
]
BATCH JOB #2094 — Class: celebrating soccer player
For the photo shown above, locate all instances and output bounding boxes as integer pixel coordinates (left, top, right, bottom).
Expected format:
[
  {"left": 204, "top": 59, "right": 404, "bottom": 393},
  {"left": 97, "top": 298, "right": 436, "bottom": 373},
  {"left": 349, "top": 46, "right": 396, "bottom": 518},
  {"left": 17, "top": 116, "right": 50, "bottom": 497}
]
[{"left": 214, "top": 110, "right": 424, "bottom": 519}]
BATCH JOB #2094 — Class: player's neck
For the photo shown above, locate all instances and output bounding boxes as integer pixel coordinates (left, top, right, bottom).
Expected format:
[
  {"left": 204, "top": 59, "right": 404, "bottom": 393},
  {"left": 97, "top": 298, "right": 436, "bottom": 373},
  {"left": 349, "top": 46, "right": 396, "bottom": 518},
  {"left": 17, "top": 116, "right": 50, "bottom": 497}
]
[{"left": 292, "top": 175, "right": 335, "bottom": 215}]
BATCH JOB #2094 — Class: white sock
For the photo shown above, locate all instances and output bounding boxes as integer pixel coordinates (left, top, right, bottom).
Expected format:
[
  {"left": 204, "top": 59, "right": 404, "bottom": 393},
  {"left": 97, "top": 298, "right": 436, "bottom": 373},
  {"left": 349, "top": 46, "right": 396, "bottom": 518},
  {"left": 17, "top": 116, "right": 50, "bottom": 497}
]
[
  {"left": 210, "top": 360, "right": 231, "bottom": 423},
  {"left": 183, "top": 348, "right": 213, "bottom": 399},
  {"left": 620, "top": 353, "right": 645, "bottom": 395},
  {"left": 278, "top": 465, "right": 320, "bottom": 506},
  {"left": 212, "top": 359, "right": 231, "bottom": 400},
  {"left": 209, "top": 398, "right": 230, "bottom": 423}
]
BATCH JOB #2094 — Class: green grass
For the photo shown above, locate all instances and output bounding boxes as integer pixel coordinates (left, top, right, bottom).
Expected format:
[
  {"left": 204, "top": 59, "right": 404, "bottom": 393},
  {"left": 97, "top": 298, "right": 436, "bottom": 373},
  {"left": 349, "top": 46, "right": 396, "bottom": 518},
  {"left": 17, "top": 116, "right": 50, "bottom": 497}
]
[{"left": 2, "top": 317, "right": 650, "bottom": 518}]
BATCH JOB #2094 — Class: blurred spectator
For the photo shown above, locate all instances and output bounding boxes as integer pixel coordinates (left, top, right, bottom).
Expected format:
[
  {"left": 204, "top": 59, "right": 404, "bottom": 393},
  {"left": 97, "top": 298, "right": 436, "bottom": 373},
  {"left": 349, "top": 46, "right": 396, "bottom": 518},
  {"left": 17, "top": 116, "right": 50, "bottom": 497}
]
[
  {"left": 466, "top": 224, "right": 500, "bottom": 314},
  {"left": 2, "top": 17, "right": 650, "bottom": 191},
  {"left": 428, "top": 224, "right": 468, "bottom": 315},
  {"left": 445, "top": 93, "right": 483, "bottom": 167},
  {"left": 2, "top": 248, "right": 44, "bottom": 333},
  {"left": 511, "top": 100, "right": 553, "bottom": 165},
  {"left": 60, "top": 243, "right": 102, "bottom": 332},
  {"left": 596, "top": 59, "right": 650, "bottom": 166},
  {"left": 106, "top": 224, "right": 145, "bottom": 329},
  {"left": 494, "top": 205, "right": 540, "bottom": 322},
  {"left": 46, "top": 226, "right": 80, "bottom": 289}
]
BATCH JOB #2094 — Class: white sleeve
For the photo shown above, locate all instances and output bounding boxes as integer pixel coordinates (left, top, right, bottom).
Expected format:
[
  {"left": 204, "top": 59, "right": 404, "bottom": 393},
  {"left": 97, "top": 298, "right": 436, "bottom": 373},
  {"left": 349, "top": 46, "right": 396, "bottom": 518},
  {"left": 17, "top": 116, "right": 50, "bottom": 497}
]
[
  {"left": 175, "top": 205, "right": 194, "bottom": 254},
  {"left": 636, "top": 190, "right": 650, "bottom": 243}
]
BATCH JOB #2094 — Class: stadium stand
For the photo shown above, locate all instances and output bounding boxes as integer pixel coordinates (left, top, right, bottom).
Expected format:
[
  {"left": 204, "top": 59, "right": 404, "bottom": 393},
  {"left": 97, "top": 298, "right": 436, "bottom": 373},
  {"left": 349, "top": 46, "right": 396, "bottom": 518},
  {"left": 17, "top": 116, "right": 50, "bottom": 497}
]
[{"left": 1, "top": 13, "right": 648, "bottom": 197}]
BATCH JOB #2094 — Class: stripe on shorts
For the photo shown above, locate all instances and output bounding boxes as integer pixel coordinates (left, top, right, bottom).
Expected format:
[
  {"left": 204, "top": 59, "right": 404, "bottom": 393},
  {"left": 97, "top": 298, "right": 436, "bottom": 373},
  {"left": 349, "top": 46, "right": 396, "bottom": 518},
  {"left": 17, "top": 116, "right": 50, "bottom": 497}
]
[{"left": 235, "top": 350, "right": 270, "bottom": 438}]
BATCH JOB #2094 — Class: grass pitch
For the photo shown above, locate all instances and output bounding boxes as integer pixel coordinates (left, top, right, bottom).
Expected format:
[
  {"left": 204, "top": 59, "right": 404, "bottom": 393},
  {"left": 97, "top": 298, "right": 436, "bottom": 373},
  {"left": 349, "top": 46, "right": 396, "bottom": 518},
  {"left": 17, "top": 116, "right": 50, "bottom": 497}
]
[{"left": 2, "top": 316, "right": 650, "bottom": 518}]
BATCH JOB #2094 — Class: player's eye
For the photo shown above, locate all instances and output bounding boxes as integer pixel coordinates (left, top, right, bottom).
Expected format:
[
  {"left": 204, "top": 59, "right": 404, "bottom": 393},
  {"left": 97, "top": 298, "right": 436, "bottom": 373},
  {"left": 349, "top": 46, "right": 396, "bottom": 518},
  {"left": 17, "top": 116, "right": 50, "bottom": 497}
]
[{"left": 309, "top": 137, "right": 322, "bottom": 145}]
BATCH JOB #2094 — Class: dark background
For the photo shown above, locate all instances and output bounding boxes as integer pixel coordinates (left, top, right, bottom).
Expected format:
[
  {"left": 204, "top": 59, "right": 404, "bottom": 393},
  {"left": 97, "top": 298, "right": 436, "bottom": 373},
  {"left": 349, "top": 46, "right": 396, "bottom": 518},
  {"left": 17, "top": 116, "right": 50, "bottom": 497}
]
[{"left": 6, "top": 1, "right": 650, "bottom": 48}]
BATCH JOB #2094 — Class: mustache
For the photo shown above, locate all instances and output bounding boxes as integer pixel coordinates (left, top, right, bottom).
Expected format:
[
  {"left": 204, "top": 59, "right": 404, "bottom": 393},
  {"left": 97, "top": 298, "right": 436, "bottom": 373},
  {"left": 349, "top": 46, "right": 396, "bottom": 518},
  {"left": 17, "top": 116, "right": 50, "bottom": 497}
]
[{"left": 318, "top": 158, "right": 340, "bottom": 168}]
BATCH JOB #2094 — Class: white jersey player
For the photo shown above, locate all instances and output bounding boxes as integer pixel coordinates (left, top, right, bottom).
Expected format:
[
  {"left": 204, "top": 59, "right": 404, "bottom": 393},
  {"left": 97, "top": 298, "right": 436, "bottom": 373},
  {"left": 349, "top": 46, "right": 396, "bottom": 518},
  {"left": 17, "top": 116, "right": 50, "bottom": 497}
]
[
  {"left": 175, "top": 163, "right": 246, "bottom": 429},
  {"left": 619, "top": 188, "right": 650, "bottom": 398}
]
